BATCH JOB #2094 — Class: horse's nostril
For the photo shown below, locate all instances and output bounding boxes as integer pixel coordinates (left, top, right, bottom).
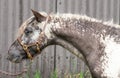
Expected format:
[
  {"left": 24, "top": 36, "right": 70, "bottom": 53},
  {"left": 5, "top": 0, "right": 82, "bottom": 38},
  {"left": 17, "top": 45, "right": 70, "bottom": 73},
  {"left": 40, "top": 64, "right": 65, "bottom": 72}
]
[
  {"left": 16, "top": 55, "right": 20, "bottom": 58},
  {"left": 6, "top": 54, "right": 18, "bottom": 61}
]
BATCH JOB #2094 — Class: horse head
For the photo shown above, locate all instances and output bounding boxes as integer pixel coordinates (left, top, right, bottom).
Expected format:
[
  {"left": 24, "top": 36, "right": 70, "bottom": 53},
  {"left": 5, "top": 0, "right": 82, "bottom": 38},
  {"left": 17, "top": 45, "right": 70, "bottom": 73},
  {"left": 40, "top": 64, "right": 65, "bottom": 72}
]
[{"left": 7, "top": 10, "right": 54, "bottom": 63}]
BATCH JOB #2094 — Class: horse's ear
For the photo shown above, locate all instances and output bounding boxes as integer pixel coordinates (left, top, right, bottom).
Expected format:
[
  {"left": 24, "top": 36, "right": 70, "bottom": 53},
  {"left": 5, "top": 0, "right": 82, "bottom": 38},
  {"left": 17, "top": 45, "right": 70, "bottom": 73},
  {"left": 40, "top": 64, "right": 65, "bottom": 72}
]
[{"left": 31, "top": 9, "right": 46, "bottom": 22}]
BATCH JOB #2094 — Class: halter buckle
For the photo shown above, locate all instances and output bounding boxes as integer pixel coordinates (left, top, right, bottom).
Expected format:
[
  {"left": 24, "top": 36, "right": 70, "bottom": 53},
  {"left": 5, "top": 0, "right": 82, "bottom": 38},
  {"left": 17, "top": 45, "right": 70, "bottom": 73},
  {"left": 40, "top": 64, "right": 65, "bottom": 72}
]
[{"left": 23, "top": 45, "right": 28, "bottom": 50}]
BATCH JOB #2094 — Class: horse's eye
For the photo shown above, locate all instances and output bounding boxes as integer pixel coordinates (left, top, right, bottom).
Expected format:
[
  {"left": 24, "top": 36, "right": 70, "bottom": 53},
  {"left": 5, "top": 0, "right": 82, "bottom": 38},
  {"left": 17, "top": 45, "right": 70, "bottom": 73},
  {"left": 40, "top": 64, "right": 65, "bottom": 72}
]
[{"left": 24, "top": 27, "right": 33, "bottom": 35}]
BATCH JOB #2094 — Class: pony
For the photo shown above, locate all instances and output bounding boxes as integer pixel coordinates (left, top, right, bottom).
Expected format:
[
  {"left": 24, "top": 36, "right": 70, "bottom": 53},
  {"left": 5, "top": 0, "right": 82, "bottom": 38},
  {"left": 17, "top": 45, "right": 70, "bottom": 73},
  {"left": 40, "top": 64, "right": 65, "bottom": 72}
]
[{"left": 7, "top": 10, "right": 120, "bottom": 78}]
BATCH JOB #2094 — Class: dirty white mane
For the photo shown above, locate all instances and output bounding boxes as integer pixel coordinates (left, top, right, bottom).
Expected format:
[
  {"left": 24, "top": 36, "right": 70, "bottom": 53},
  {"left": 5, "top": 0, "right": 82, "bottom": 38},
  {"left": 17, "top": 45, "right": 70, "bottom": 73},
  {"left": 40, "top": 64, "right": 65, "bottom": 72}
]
[{"left": 53, "top": 13, "right": 120, "bottom": 28}]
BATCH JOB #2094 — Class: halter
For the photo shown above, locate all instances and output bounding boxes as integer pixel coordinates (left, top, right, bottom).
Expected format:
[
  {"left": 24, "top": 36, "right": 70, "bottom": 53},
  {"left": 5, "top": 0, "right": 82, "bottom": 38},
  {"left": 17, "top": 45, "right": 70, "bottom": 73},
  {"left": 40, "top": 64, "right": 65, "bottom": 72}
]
[{"left": 17, "top": 15, "right": 50, "bottom": 60}]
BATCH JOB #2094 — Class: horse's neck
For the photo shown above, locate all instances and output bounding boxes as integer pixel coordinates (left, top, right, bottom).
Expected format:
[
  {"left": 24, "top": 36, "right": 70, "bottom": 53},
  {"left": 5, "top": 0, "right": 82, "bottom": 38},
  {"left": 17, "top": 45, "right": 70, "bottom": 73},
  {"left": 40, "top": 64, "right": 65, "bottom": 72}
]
[
  {"left": 51, "top": 15, "right": 120, "bottom": 77},
  {"left": 52, "top": 15, "right": 104, "bottom": 60}
]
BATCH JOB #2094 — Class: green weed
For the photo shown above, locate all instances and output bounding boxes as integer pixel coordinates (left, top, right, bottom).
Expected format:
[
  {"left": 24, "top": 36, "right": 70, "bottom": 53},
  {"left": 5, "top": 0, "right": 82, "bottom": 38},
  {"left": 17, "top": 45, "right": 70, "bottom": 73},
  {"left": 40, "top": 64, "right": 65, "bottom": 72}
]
[
  {"left": 16, "top": 69, "right": 91, "bottom": 78},
  {"left": 34, "top": 70, "right": 41, "bottom": 78},
  {"left": 50, "top": 69, "right": 58, "bottom": 78}
]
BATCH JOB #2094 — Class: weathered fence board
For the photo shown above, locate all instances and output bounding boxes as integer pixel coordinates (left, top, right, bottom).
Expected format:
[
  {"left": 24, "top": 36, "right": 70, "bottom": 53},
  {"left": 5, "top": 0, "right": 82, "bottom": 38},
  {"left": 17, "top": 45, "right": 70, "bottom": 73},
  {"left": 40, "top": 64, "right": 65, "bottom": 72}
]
[{"left": 0, "top": 0, "right": 120, "bottom": 78}]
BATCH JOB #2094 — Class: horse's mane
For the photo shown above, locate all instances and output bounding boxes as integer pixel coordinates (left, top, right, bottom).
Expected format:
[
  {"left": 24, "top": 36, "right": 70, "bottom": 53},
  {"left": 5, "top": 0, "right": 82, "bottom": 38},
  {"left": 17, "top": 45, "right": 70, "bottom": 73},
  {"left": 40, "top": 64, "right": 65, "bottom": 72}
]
[{"left": 54, "top": 13, "right": 120, "bottom": 28}]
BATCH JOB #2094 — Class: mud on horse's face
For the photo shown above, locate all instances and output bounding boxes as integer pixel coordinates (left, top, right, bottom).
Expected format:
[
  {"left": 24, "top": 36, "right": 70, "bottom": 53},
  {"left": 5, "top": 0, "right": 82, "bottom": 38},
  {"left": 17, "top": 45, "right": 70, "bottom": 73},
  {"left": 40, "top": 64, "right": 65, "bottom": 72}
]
[{"left": 7, "top": 10, "right": 51, "bottom": 63}]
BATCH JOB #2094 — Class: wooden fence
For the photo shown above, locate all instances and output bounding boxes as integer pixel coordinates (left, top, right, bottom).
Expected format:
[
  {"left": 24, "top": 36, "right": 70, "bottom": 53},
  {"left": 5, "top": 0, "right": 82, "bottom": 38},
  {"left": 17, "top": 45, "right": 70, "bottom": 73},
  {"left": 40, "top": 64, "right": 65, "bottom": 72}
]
[{"left": 0, "top": 0, "right": 119, "bottom": 78}]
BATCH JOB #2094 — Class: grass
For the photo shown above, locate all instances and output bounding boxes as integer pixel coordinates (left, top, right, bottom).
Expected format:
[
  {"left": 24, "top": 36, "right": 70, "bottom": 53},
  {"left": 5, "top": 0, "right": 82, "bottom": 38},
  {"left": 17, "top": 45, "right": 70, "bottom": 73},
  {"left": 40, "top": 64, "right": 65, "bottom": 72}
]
[
  {"left": 33, "top": 70, "right": 85, "bottom": 78},
  {"left": 17, "top": 69, "right": 89, "bottom": 78},
  {"left": 79, "top": 72, "right": 84, "bottom": 78},
  {"left": 50, "top": 69, "right": 58, "bottom": 78},
  {"left": 34, "top": 70, "right": 41, "bottom": 78}
]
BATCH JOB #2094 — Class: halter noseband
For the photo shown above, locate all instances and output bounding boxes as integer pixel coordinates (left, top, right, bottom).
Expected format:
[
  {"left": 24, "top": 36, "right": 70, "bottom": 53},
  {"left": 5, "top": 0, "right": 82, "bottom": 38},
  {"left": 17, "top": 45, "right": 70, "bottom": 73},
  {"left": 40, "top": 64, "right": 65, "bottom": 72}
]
[{"left": 17, "top": 15, "right": 50, "bottom": 60}]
